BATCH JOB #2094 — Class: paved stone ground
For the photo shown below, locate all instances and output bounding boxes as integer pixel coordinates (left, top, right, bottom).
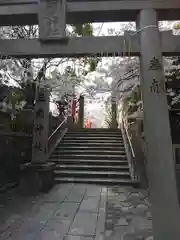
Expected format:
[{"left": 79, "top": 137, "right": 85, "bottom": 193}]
[
  {"left": 105, "top": 186, "right": 153, "bottom": 240},
  {"left": 0, "top": 184, "right": 153, "bottom": 240}
]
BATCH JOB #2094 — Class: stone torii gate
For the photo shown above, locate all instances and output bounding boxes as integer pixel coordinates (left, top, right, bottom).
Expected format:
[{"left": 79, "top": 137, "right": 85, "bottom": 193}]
[{"left": 1, "top": 0, "right": 180, "bottom": 239}]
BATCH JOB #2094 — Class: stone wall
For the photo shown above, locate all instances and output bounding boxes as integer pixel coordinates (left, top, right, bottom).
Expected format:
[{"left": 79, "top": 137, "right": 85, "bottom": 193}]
[
  {"left": 0, "top": 132, "right": 32, "bottom": 187},
  {"left": 0, "top": 111, "right": 63, "bottom": 188}
]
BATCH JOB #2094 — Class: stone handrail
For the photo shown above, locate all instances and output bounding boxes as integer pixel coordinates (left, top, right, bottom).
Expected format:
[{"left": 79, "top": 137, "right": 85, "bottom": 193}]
[
  {"left": 121, "top": 118, "right": 138, "bottom": 181},
  {"left": 47, "top": 117, "right": 68, "bottom": 158}
]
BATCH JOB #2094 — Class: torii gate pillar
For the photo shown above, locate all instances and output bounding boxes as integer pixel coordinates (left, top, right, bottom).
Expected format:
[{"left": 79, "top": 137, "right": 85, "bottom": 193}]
[
  {"left": 20, "top": 86, "right": 55, "bottom": 193},
  {"left": 137, "top": 9, "right": 180, "bottom": 239}
]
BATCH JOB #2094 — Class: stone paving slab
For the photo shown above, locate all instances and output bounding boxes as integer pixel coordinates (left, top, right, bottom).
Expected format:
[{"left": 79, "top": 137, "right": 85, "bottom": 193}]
[
  {"left": 0, "top": 184, "right": 153, "bottom": 240},
  {"left": 51, "top": 202, "right": 80, "bottom": 220},
  {"left": 41, "top": 219, "right": 71, "bottom": 238},
  {"left": 95, "top": 187, "right": 107, "bottom": 240},
  {"left": 84, "top": 186, "right": 102, "bottom": 199},
  {"left": 79, "top": 197, "right": 99, "bottom": 213},
  {"left": 69, "top": 212, "right": 98, "bottom": 236},
  {"left": 65, "top": 186, "right": 86, "bottom": 203},
  {"left": 43, "top": 184, "right": 74, "bottom": 203},
  {"left": 39, "top": 229, "right": 64, "bottom": 240},
  {"left": 64, "top": 236, "right": 94, "bottom": 240}
]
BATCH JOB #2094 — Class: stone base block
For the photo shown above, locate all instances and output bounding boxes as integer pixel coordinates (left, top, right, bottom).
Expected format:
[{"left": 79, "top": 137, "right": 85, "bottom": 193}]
[{"left": 20, "top": 162, "right": 56, "bottom": 194}]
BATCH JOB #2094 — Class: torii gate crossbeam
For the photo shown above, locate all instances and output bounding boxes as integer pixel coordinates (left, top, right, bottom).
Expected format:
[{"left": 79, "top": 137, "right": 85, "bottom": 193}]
[
  {"left": 0, "top": 31, "right": 180, "bottom": 58},
  {"left": 0, "top": 0, "right": 179, "bottom": 26}
]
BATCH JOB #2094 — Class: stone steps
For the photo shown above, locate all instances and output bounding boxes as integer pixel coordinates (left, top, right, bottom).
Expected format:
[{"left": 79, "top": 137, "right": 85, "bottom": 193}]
[
  {"left": 60, "top": 140, "right": 124, "bottom": 144},
  {"left": 66, "top": 133, "right": 123, "bottom": 137},
  {"left": 55, "top": 164, "right": 129, "bottom": 171},
  {"left": 55, "top": 177, "right": 139, "bottom": 186},
  {"left": 56, "top": 146, "right": 125, "bottom": 151},
  {"left": 51, "top": 154, "right": 127, "bottom": 160},
  {"left": 52, "top": 149, "right": 126, "bottom": 155},
  {"left": 50, "top": 158, "right": 128, "bottom": 165},
  {"left": 55, "top": 170, "right": 130, "bottom": 179},
  {"left": 59, "top": 142, "right": 125, "bottom": 147},
  {"left": 68, "top": 128, "right": 121, "bottom": 132},
  {"left": 49, "top": 128, "right": 138, "bottom": 185},
  {"left": 64, "top": 136, "right": 123, "bottom": 140}
]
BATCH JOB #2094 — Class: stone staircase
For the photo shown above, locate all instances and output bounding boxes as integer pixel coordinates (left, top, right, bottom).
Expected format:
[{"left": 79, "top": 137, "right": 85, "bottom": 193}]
[{"left": 50, "top": 128, "right": 138, "bottom": 185}]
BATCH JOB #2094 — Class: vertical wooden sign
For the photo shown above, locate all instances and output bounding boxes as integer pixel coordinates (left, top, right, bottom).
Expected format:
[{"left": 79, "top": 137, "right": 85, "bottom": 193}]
[
  {"left": 32, "top": 87, "right": 49, "bottom": 163},
  {"left": 38, "top": 0, "right": 66, "bottom": 40}
]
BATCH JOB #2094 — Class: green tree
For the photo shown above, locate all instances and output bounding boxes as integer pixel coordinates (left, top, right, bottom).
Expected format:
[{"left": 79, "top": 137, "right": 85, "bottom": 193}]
[{"left": 72, "top": 23, "right": 93, "bottom": 36}]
